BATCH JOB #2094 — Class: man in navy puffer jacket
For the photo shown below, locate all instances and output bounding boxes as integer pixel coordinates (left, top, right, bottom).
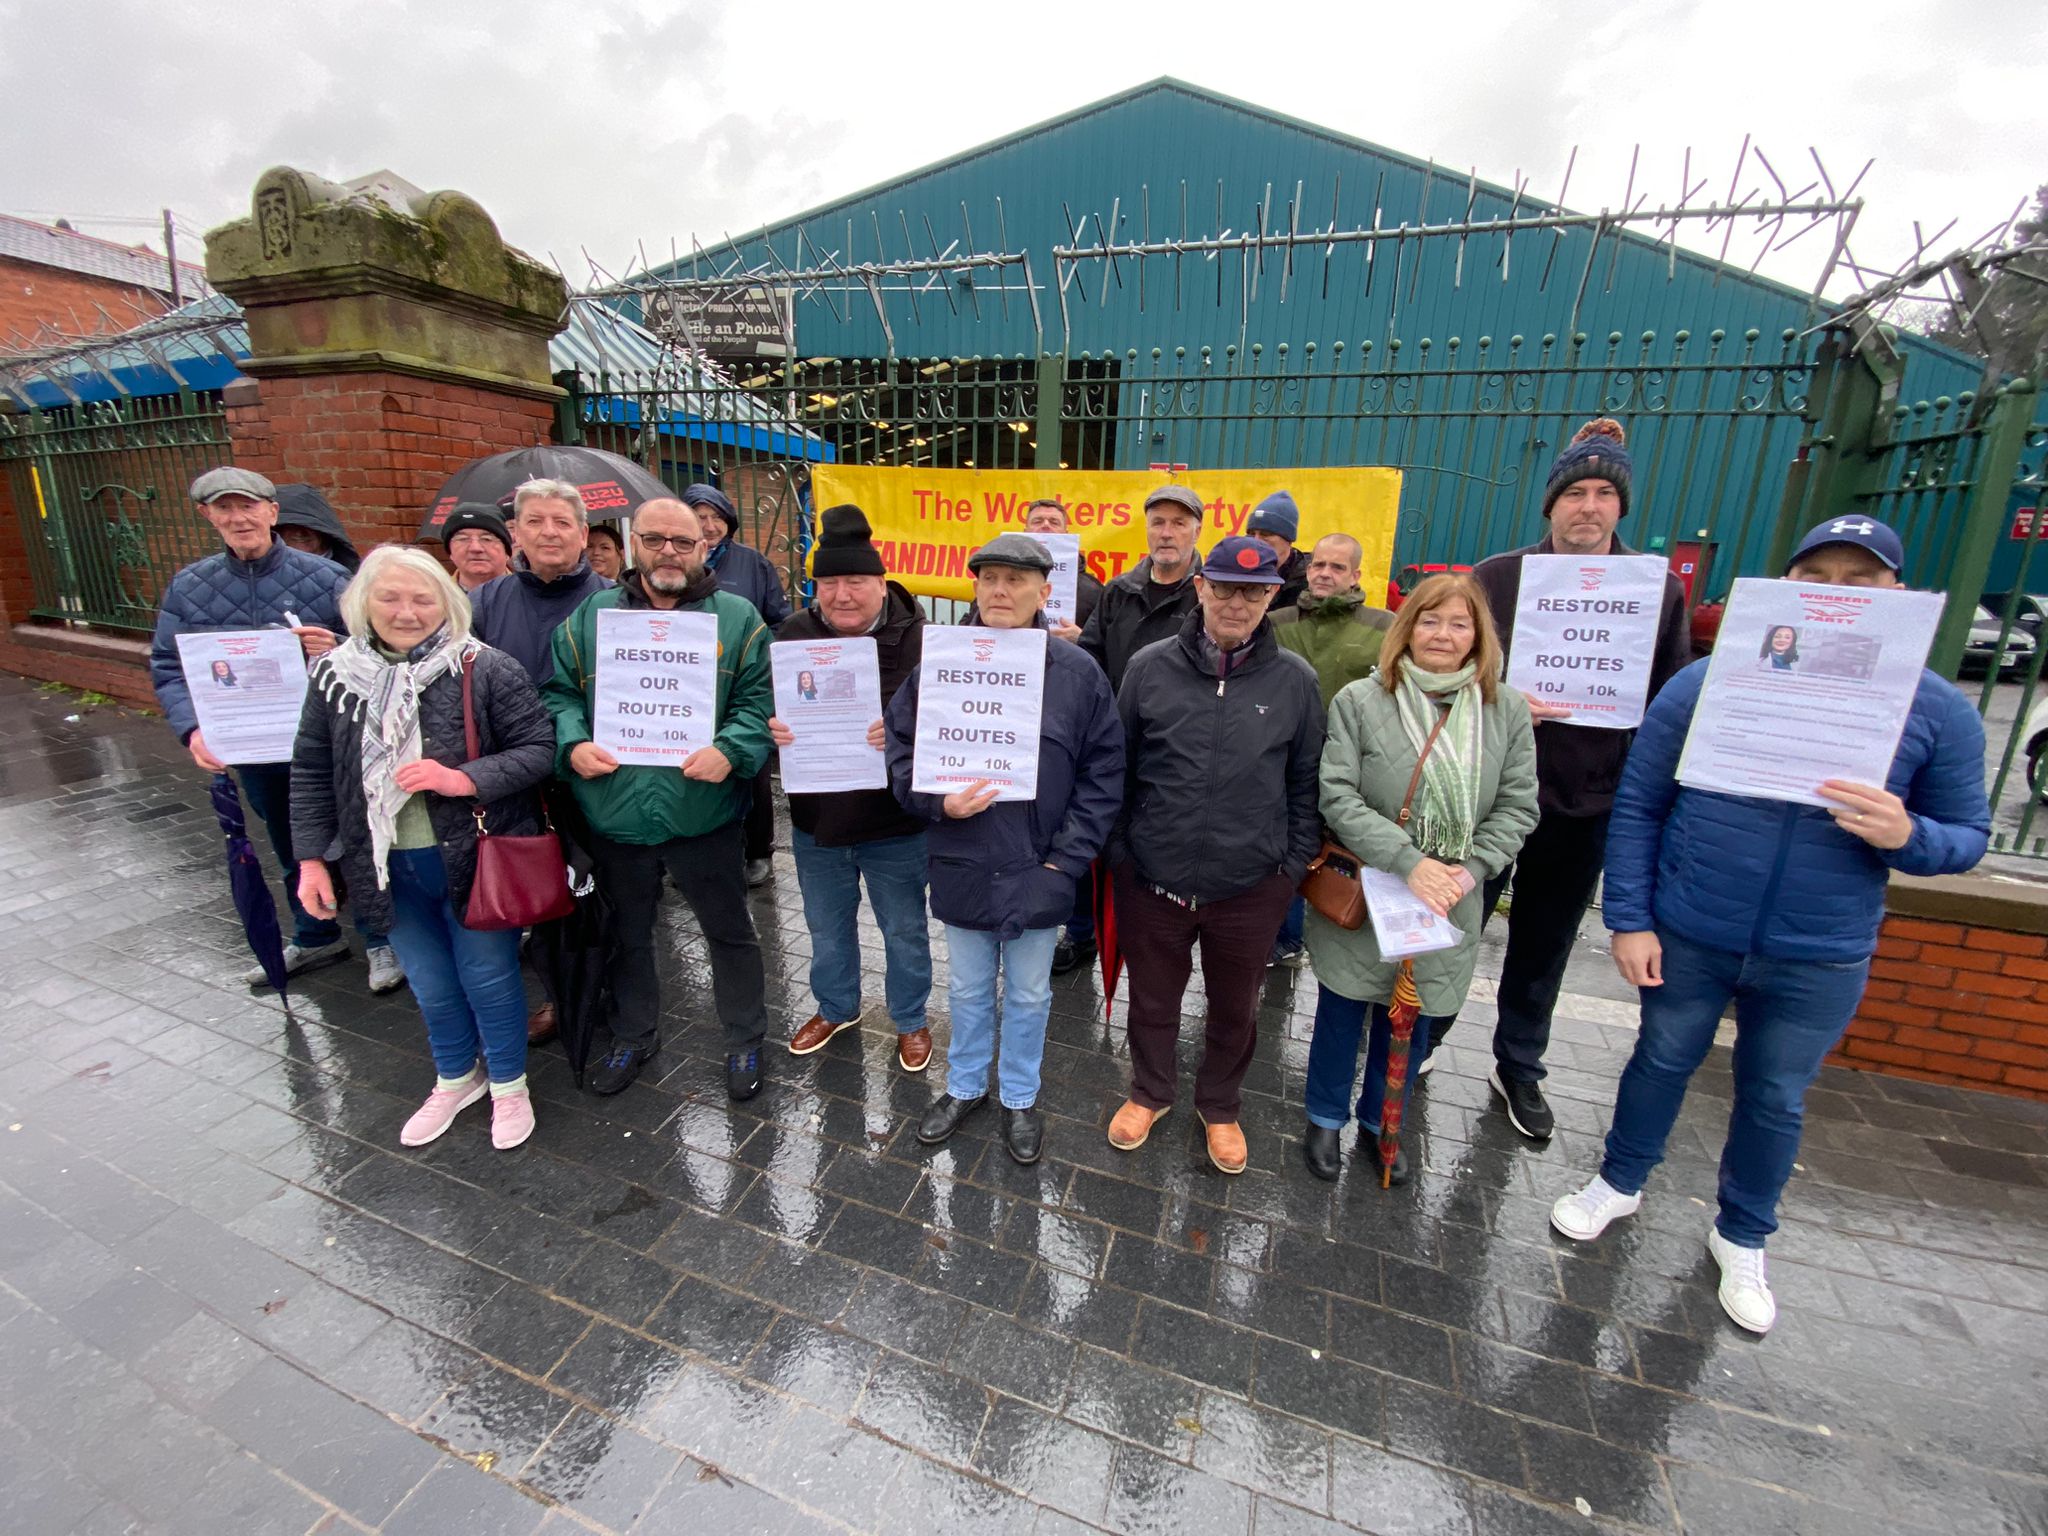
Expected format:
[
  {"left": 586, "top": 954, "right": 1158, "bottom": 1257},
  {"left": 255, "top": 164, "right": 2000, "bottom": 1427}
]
[
  {"left": 1551, "top": 515, "right": 1988, "bottom": 1336},
  {"left": 150, "top": 467, "right": 401, "bottom": 991}
]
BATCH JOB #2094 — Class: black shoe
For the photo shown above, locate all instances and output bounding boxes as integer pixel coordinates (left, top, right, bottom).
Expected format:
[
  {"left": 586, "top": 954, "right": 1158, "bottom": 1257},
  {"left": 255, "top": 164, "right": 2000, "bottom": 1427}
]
[
  {"left": 1302, "top": 1123, "right": 1342, "bottom": 1182},
  {"left": 1490, "top": 1068, "right": 1555, "bottom": 1140},
  {"left": 726, "top": 1048, "right": 763, "bottom": 1102},
  {"left": 916, "top": 1093, "right": 987, "bottom": 1144},
  {"left": 590, "top": 1042, "right": 656, "bottom": 1096},
  {"left": 1362, "top": 1130, "right": 1410, "bottom": 1186},
  {"left": 1051, "top": 937, "right": 1096, "bottom": 977},
  {"left": 1002, "top": 1106, "right": 1044, "bottom": 1165}
]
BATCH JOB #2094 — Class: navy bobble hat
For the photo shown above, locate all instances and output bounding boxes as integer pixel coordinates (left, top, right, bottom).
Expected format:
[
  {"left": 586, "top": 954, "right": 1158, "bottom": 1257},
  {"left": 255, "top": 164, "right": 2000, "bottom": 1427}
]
[
  {"left": 680, "top": 483, "right": 739, "bottom": 531},
  {"left": 1246, "top": 490, "right": 1301, "bottom": 543},
  {"left": 1541, "top": 418, "right": 1633, "bottom": 518},
  {"left": 1200, "top": 535, "right": 1286, "bottom": 585}
]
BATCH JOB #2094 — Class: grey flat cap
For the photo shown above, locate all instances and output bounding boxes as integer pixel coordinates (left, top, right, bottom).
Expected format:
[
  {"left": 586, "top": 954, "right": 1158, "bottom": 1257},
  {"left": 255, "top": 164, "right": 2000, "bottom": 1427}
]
[
  {"left": 1144, "top": 484, "right": 1206, "bottom": 519},
  {"left": 967, "top": 532, "right": 1054, "bottom": 574},
  {"left": 191, "top": 466, "right": 277, "bottom": 504}
]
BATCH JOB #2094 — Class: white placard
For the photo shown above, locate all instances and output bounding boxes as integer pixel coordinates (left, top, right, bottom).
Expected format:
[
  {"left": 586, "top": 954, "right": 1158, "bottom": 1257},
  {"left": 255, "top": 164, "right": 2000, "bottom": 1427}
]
[
  {"left": 1039, "top": 533, "right": 1083, "bottom": 628},
  {"left": 1505, "top": 554, "right": 1669, "bottom": 730},
  {"left": 1360, "top": 866, "right": 1462, "bottom": 959},
  {"left": 592, "top": 608, "right": 720, "bottom": 764},
  {"left": 1677, "top": 578, "right": 1943, "bottom": 807},
  {"left": 177, "top": 628, "right": 311, "bottom": 765},
  {"left": 911, "top": 626, "right": 1047, "bottom": 801},
  {"left": 770, "top": 636, "right": 886, "bottom": 794}
]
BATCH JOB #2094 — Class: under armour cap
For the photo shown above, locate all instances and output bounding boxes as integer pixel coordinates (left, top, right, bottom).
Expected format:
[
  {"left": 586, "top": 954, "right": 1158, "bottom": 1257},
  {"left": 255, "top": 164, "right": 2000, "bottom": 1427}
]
[
  {"left": 1785, "top": 515, "right": 1904, "bottom": 575},
  {"left": 190, "top": 466, "right": 277, "bottom": 504},
  {"left": 1199, "top": 535, "right": 1285, "bottom": 585}
]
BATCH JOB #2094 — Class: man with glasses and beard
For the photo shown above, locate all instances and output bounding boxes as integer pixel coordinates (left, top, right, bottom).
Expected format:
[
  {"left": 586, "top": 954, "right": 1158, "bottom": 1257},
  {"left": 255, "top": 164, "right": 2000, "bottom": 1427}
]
[{"left": 541, "top": 498, "right": 776, "bottom": 1102}]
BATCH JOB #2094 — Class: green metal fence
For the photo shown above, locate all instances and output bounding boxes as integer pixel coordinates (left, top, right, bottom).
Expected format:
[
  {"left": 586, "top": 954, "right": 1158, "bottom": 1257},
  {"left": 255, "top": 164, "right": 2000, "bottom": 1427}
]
[{"left": 0, "top": 392, "right": 230, "bottom": 634}]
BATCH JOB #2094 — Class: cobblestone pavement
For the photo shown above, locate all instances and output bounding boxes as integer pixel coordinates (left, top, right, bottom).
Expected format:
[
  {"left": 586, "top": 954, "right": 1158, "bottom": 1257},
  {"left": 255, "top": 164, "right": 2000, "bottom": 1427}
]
[{"left": 1, "top": 673, "right": 2046, "bottom": 1535}]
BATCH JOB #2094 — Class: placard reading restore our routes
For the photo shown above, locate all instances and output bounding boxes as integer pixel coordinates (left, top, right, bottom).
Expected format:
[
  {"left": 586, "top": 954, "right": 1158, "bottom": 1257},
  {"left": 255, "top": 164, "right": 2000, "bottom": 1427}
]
[
  {"left": 592, "top": 608, "right": 720, "bottom": 764},
  {"left": 911, "top": 627, "right": 1047, "bottom": 802},
  {"left": 1505, "top": 554, "right": 1669, "bottom": 730},
  {"left": 810, "top": 466, "right": 1400, "bottom": 605}
]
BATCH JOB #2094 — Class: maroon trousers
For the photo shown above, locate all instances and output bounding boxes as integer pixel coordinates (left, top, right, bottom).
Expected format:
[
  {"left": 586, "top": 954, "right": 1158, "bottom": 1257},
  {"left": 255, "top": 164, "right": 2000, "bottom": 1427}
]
[{"left": 1116, "top": 866, "right": 1295, "bottom": 1123}]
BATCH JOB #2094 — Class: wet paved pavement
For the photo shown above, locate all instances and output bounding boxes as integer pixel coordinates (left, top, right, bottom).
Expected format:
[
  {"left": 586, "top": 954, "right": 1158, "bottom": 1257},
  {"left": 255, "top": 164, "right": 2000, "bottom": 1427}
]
[{"left": 1, "top": 673, "right": 2046, "bottom": 1535}]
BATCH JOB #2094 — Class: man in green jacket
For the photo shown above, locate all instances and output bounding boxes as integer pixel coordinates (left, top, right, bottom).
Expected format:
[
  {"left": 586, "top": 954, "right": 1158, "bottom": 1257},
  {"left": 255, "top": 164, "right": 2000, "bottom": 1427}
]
[
  {"left": 1268, "top": 532, "right": 1393, "bottom": 965},
  {"left": 542, "top": 496, "right": 777, "bottom": 1101}
]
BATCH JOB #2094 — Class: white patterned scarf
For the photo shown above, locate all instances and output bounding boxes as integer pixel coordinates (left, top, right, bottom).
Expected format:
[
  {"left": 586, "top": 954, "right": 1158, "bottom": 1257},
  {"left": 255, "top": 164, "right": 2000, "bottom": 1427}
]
[
  {"left": 312, "top": 627, "right": 476, "bottom": 889},
  {"left": 1393, "top": 660, "right": 1484, "bottom": 862}
]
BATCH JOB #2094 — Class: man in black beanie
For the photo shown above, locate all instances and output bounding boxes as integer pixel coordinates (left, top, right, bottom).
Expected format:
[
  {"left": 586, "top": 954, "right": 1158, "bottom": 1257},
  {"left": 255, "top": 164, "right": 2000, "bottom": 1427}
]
[
  {"left": 1453, "top": 419, "right": 1692, "bottom": 1141},
  {"left": 769, "top": 505, "right": 937, "bottom": 1073}
]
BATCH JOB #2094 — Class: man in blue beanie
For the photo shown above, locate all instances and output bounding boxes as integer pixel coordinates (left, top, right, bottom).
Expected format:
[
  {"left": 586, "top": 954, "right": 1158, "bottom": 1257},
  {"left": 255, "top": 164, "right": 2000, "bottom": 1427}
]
[
  {"left": 1551, "top": 513, "right": 1988, "bottom": 1335},
  {"left": 1246, "top": 490, "right": 1310, "bottom": 607}
]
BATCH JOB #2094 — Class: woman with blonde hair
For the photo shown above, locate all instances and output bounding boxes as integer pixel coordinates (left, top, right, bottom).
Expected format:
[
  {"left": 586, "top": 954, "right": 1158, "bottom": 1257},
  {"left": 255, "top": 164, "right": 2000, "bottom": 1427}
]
[
  {"left": 1300, "top": 572, "right": 1539, "bottom": 1184},
  {"left": 291, "top": 545, "right": 557, "bottom": 1150}
]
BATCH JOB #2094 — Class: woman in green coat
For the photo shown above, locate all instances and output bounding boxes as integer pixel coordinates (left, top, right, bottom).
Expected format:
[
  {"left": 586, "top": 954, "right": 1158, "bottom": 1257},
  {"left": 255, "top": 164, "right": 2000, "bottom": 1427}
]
[{"left": 1301, "top": 573, "right": 1538, "bottom": 1184}]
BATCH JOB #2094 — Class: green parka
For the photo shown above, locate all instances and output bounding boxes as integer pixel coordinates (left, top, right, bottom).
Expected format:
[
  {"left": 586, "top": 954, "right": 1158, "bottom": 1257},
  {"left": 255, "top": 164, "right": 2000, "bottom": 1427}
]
[
  {"left": 541, "top": 571, "right": 774, "bottom": 845},
  {"left": 1303, "top": 671, "right": 1538, "bottom": 1014},
  {"left": 1273, "top": 589, "right": 1393, "bottom": 710}
]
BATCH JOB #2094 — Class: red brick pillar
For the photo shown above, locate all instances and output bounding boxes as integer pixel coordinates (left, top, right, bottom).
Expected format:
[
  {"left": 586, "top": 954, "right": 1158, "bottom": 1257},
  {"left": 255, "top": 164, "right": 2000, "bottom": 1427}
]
[{"left": 205, "top": 167, "right": 567, "bottom": 554}]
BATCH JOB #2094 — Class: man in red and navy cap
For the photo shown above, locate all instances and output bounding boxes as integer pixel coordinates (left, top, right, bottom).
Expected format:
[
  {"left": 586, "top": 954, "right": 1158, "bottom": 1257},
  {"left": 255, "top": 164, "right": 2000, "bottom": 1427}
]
[{"left": 1104, "top": 535, "right": 1325, "bottom": 1175}]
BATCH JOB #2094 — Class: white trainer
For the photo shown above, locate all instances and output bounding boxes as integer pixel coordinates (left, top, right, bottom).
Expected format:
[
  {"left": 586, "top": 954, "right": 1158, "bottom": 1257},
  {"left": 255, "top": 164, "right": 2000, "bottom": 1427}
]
[
  {"left": 1549, "top": 1174, "right": 1643, "bottom": 1242},
  {"left": 366, "top": 946, "right": 407, "bottom": 994},
  {"left": 243, "top": 939, "right": 351, "bottom": 988},
  {"left": 1707, "top": 1227, "right": 1777, "bottom": 1334}
]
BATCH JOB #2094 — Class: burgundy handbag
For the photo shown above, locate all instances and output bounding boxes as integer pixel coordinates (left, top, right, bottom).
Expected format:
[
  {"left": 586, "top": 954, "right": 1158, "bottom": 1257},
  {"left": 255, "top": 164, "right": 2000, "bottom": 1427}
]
[{"left": 458, "top": 653, "right": 576, "bottom": 931}]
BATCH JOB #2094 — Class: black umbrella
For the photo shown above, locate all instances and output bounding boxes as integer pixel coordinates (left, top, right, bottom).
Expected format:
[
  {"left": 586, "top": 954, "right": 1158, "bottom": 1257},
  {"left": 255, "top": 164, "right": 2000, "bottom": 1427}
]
[
  {"left": 209, "top": 774, "right": 291, "bottom": 1001},
  {"left": 529, "top": 879, "right": 616, "bottom": 1087},
  {"left": 418, "top": 446, "right": 673, "bottom": 538}
]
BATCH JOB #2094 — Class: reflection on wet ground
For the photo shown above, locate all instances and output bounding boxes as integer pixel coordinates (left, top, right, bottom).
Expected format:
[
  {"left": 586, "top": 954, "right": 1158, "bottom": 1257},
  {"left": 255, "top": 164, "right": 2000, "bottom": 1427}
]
[{"left": 0, "top": 674, "right": 2045, "bottom": 1534}]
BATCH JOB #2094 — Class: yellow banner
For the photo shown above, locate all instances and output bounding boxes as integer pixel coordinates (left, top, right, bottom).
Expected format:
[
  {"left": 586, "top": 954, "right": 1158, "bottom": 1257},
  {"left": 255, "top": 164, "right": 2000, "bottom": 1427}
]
[{"left": 808, "top": 466, "right": 1401, "bottom": 604}]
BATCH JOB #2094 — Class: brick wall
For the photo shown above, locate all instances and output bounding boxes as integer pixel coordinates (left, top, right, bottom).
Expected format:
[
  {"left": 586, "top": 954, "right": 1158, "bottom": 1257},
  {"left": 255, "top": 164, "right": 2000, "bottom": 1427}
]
[
  {"left": 0, "top": 257, "right": 172, "bottom": 339},
  {"left": 225, "top": 372, "right": 556, "bottom": 550},
  {"left": 1832, "top": 909, "right": 2048, "bottom": 1101}
]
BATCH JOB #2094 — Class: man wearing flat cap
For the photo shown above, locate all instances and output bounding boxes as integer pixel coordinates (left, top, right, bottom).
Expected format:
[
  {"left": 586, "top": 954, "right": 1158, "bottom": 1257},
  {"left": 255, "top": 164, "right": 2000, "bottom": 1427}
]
[
  {"left": 772, "top": 505, "right": 937, "bottom": 1074},
  {"left": 886, "top": 532, "right": 1123, "bottom": 1165},
  {"left": 1104, "top": 535, "right": 1325, "bottom": 1176},
  {"left": 1078, "top": 484, "right": 1205, "bottom": 694},
  {"left": 440, "top": 502, "right": 514, "bottom": 592},
  {"left": 151, "top": 467, "right": 404, "bottom": 992}
]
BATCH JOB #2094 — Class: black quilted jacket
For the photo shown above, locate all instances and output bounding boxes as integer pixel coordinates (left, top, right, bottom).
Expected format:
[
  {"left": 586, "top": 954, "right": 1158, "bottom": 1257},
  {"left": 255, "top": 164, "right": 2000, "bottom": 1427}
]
[{"left": 289, "top": 641, "right": 557, "bottom": 931}]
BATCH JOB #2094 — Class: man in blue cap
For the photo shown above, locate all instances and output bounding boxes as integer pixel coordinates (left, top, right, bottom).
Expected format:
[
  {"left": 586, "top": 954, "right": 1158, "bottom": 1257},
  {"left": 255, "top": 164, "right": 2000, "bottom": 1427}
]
[
  {"left": 1105, "top": 534, "right": 1325, "bottom": 1175},
  {"left": 1550, "top": 513, "right": 1989, "bottom": 1335},
  {"left": 1246, "top": 489, "right": 1311, "bottom": 607}
]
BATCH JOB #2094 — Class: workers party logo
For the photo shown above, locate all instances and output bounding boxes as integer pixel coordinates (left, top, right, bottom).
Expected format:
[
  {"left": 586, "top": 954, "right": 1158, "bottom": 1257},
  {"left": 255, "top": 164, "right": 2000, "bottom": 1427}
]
[
  {"left": 648, "top": 619, "right": 672, "bottom": 642},
  {"left": 1577, "top": 566, "right": 1606, "bottom": 592},
  {"left": 972, "top": 636, "right": 999, "bottom": 663},
  {"left": 221, "top": 636, "right": 263, "bottom": 655},
  {"left": 1798, "top": 591, "right": 1871, "bottom": 624}
]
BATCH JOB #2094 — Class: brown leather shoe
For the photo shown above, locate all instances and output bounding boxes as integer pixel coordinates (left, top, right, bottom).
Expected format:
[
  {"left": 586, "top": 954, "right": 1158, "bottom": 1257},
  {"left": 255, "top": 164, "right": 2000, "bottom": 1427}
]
[
  {"left": 1204, "top": 1120, "right": 1249, "bottom": 1176},
  {"left": 789, "top": 1013, "right": 858, "bottom": 1056},
  {"left": 1107, "top": 1098, "right": 1167, "bottom": 1151},
  {"left": 527, "top": 1003, "right": 558, "bottom": 1046},
  {"left": 897, "top": 1027, "right": 933, "bottom": 1073}
]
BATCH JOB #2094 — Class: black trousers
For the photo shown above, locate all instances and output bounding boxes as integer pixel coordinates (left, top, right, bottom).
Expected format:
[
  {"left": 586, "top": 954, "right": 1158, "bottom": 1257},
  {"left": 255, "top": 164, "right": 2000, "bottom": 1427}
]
[
  {"left": 743, "top": 762, "right": 776, "bottom": 862},
  {"left": 590, "top": 820, "right": 768, "bottom": 1052},
  {"left": 1453, "top": 808, "right": 1609, "bottom": 1085}
]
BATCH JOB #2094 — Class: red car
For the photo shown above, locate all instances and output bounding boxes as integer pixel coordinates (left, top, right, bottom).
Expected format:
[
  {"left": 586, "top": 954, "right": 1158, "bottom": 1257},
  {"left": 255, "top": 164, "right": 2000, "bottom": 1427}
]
[{"left": 1387, "top": 562, "right": 1475, "bottom": 610}]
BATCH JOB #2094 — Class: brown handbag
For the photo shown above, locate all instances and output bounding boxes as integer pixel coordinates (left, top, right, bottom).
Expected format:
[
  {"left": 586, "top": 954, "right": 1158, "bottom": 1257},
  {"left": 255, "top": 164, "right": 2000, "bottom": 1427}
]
[
  {"left": 1300, "top": 707, "right": 1450, "bottom": 931},
  {"left": 458, "top": 653, "right": 576, "bottom": 932}
]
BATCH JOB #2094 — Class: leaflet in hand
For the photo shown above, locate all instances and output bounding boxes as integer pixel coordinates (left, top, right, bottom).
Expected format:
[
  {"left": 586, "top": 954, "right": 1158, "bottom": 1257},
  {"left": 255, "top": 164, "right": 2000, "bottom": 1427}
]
[
  {"left": 770, "top": 636, "right": 886, "bottom": 794},
  {"left": 592, "top": 608, "right": 720, "bottom": 764},
  {"left": 1361, "top": 866, "right": 1461, "bottom": 959},
  {"left": 911, "top": 626, "right": 1047, "bottom": 801},
  {"left": 175, "top": 628, "right": 310, "bottom": 765}
]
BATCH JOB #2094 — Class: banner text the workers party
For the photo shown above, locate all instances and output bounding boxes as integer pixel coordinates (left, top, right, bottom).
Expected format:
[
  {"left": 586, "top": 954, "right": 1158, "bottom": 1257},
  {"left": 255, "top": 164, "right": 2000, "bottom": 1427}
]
[{"left": 808, "top": 466, "right": 1401, "bottom": 604}]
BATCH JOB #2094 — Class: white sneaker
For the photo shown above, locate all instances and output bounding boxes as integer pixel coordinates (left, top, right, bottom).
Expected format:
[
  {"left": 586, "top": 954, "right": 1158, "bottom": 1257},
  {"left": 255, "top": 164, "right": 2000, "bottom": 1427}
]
[
  {"left": 243, "top": 939, "right": 351, "bottom": 988},
  {"left": 1707, "top": 1227, "right": 1777, "bottom": 1334},
  {"left": 1417, "top": 1051, "right": 1439, "bottom": 1077},
  {"left": 1549, "top": 1174, "right": 1642, "bottom": 1241},
  {"left": 366, "top": 946, "right": 407, "bottom": 994}
]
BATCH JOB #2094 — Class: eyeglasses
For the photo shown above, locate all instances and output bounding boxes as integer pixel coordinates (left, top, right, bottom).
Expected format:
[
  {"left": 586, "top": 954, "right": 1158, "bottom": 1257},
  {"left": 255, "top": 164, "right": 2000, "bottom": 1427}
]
[
  {"left": 1206, "top": 583, "right": 1273, "bottom": 606},
  {"left": 637, "top": 533, "right": 703, "bottom": 552}
]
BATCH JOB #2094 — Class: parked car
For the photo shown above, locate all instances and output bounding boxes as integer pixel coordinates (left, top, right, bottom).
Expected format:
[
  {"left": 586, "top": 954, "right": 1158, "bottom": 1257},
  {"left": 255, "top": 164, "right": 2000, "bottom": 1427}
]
[
  {"left": 1387, "top": 561, "right": 1474, "bottom": 610},
  {"left": 1979, "top": 592, "right": 2048, "bottom": 642},
  {"left": 1962, "top": 604, "right": 2037, "bottom": 680}
]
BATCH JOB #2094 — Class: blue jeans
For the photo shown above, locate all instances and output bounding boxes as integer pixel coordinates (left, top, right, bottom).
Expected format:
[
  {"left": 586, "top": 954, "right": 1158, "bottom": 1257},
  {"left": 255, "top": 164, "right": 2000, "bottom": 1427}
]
[
  {"left": 237, "top": 762, "right": 387, "bottom": 953},
  {"left": 1275, "top": 894, "right": 1306, "bottom": 952},
  {"left": 791, "top": 828, "right": 932, "bottom": 1032},
  {"left": 1304, "top": 984, "right": 1445, "bottom": 1132},
  {"left": 1600, "top": 927, "right": 1870, "bottom": 1248},
  {"left": 385, "top": 847, "right": 528, "bottom": 1084},
  {"left": 943, "top": 924, "right": 1059, "bottom": 1108}
]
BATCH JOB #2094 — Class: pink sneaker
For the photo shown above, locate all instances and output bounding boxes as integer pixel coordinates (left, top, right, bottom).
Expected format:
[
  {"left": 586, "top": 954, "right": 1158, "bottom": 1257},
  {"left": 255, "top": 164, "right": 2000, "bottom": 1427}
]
[
  {"left": 400, "top": 1070, "right": 487, "bottom": 1147},
  {"left": 491, "top": 1088, "right": 535, "bottom": 1150}
]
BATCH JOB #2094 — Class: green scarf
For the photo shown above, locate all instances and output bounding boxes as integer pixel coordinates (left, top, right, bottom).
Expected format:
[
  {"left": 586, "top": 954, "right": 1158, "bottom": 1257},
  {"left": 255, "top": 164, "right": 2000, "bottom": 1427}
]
[{"left": 1393, "top": 661, "right": 1484, "bottom": 861}]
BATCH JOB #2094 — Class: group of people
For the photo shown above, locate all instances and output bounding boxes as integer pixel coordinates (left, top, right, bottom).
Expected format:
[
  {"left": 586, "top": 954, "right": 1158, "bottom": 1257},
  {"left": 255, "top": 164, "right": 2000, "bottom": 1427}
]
[{"left": 148, "top": 414, "right": 1990, "bottom": 1337}]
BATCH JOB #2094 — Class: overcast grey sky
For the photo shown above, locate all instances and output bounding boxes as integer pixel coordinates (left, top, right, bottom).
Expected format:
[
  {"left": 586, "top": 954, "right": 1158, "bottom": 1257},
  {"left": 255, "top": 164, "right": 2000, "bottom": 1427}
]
[{"left": 4, "top": 0, "right": 2041, "bottom": 304}]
